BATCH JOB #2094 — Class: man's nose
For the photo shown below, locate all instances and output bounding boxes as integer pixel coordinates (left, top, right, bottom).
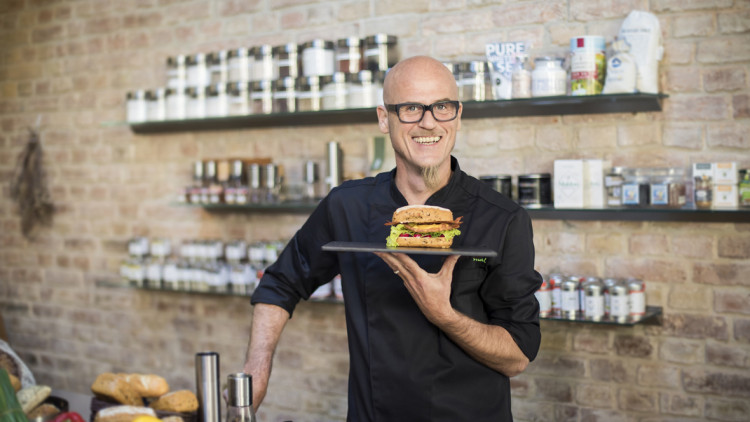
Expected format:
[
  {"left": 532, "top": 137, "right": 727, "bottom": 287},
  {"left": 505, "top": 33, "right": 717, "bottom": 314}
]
[{"left": 418, "top": 109, "right": 437, "bottom": 129}]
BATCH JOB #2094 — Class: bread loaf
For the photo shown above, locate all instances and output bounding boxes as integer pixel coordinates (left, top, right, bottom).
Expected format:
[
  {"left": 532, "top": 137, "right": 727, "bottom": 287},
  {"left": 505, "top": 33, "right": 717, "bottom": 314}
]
[
  {"left": 149, "top": 390, "right": 198, "bottom": 413},
  {"left": 121, "top": 374, "right": 169, "bottom": 398},
  {"left": 94, "top": 405, "right": 156, "bottom": 422},
  {"left": 16, "top": 384, "right": 51, "bottom": 413},
  {"left": 8, "top": 373, "right": 21, "bottom": 392},
  {"left": 91, "top": 373, "right": 142, "bottom": 406},
  {"left": 27, "top": 403, "right": 61, "bottom": 420}
]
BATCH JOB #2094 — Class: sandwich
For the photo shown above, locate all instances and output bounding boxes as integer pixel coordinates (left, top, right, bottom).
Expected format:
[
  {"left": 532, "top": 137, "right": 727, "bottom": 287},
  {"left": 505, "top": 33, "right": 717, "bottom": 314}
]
[{"left": 385, "top": 205, "right": 462, "bottom": 248}]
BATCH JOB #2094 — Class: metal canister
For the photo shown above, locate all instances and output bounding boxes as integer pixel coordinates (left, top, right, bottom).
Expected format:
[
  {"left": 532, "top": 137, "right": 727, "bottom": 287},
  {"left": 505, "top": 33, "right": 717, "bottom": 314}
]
[
  {"left": 583, "top": 279, "right": 604, "bottom": 321},
  {"left": 610, "top": 280, "right": 629, "bottom": 323},
  {"left": 627, "top": 278, "right": 646, "bottom": 321},
  {"left": 535, "top": 277, "right": 552, "bottom": 317},
  {"left": 602, "top": 278, "right": 619, "bottom": 317},
  {"left": 560, "top": 277, "right": 579, "bottom": 320},
  {"left": 479, "top": 175, "right": 513, "bottom": 199},
  {"left": 549, "top": 273, "right": 563, "bottom": 316}
]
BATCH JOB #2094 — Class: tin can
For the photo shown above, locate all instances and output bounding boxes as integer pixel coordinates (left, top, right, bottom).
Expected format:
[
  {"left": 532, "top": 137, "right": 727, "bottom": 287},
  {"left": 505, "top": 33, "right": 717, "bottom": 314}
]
[
  {"left": 584, "top": 280, "right": 604, "bottom": 321},
  {"left": 602, "top": 278, "right": 619, "bottom": 316},
  {"left": 568, "top": 275, "right": 586, "bottom": 313},
  {"left": 570, "top": 35, "right": 606, "bottom": 95},
  {"left": 518, "top": 173, "right": 552, "bottom": 207},
  {"left": 627, "top": 278, "right": 646, "bottom": 321},
  {"left": 535, "top": 277, "right": 552, "bottom": 317},
  {"left": 610, "top": 281, "right": 629, "bottom": 323},
  {"left": 549, "top": 273, "right": 563, "bottom": 316},
  {"left": 560, "top": 278, "right": 579, "bottom": 319}
]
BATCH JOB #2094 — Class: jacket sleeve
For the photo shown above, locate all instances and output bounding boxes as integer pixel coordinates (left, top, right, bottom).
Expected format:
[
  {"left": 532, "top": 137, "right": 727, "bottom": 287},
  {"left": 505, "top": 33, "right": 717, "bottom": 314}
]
[{"left": 250, "top": 196, "right": 340, "bottom": 317}]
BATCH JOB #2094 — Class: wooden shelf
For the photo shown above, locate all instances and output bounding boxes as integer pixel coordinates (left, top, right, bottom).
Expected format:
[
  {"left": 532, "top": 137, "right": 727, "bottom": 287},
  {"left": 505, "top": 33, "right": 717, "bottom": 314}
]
[{"left": 130, "top": 94, "right": 667, "bottom": 134}]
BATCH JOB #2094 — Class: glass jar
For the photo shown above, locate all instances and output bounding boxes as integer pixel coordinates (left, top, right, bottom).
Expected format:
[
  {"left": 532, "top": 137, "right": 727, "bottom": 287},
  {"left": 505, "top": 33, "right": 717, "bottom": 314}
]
[
  {"left": 251, "top": 44, "right": 277, "bottom": 82},
  {"left": 531, "top": 56, "right": 567, "bottom": 97},
  {"left": 187, "top": 53, "right": 210, "bottom": 87},
  {"left": 297, "top": 75, "right": 323, "bottom": 112},
  {"left": 348, "top": 70, "right": 383, "bottom": 108},
  {"left": 321, "top": 72, "right": 352, "bottom": 110},
  {"left": 227, "top": 47, "right": 251, "bottom": 82},
  {"left": 649, "top": 167, "right": 670, "bottom": 207},
  {"left": 622, "top": 168, "right": 650, "bottom": 207},
  {"left": 604, "top": 166, "right": 625, "bottom": 207},
  {"left": 666, "top": 167, "right": 687, "bottom": 208},
  {"left": 147, "top": 88, "right": 166, "bottom": 121},
  {"left": 205, "top": 83, "right": 229, "bottom": 118},
  {"left": 457, "top": 61, "right": 492, "bottom": 102},
  {"left": 250, "top": 80, "right": 274, "bottom": 114},
  {"left": 273, "top": 77, "right": 298, "bottom": 113},
  {"left": 740, "top": 169, "right": 750, "bottom": 208},
  {"left": 694, "top": 175, "right": 712, "bottom": 209},
  {"left": 511, "top": 56, "right": 531, "bottom": 99},
  {"left": 126, "top": 90, "right": 148, "bottom": 123},
  {"left": 166, "top": 55, "right": 188, "bottom": 90},
  {"left": 364, "top": 34, "right": 397, "bottom": 72},
  {"left": 228, "top": 82, "right": 251, "bottom": 116},
  {"left": 336, "top": 36, "right": 364, "bottom": 73},
  {"left": 301, "top": 39, "right": 335, "bottom": 77},
  {"left": 186, "top": 86, "right": 206, "bottom": 119},
  {"left": 274, "top": 43, "right": 300, "bottom": 79},
  {"left": 208, "top": 50, "right": 229, "bottom": 85},
  {"left": 165, "top": 87, "right": 187, "bottom": 120}
]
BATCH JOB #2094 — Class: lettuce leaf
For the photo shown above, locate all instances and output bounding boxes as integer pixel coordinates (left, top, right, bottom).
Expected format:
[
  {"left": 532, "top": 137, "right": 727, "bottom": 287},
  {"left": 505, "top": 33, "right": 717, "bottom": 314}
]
[{"left": 385, "top": 223, "right": 461, "bottom": 247}]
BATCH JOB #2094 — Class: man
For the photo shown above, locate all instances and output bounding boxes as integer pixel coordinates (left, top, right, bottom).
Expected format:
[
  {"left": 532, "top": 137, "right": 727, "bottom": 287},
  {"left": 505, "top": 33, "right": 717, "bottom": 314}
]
[{"left": 245, "top": 56, "right": 542, "bottom": 421}]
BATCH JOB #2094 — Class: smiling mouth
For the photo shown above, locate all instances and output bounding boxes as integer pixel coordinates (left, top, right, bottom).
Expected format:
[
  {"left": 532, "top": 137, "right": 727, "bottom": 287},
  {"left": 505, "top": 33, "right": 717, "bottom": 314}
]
[{"left": 413, "top": 136, "right": 440, "bottom": 145}]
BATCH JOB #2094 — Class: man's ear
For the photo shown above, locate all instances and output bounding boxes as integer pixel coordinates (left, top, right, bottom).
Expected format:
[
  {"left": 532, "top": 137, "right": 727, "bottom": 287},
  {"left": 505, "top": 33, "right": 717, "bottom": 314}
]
[{"left": 376, "top": 105, "right": 389, "bottom": 134}]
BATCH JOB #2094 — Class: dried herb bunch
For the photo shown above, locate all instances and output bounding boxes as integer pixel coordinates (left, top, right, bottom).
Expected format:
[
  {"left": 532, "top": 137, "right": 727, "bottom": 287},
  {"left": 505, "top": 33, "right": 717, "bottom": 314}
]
[{"left": 10, "top": 128, "right": 55, "bottom": 237}]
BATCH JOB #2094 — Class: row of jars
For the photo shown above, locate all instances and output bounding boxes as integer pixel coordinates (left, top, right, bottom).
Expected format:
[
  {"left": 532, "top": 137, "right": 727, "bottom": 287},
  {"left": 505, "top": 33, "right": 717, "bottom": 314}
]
[
  {"left": 166, "top": 35, "right": 398, "bottom": 90},
  {"left": 120, "top": 237, "right": 285, "bottom": 295},
  {"left": 126, "top": 70, "right": 385, "bottom": 122},
  {"left": 535, "top": 274, "right": 646, "bottom": 323}
]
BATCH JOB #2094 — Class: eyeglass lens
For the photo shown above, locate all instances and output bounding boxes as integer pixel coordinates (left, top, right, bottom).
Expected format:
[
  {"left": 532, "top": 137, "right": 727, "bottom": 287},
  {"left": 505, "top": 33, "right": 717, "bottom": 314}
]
[{"left": 398, "top": 101, "right": 457, "bottom": 123}]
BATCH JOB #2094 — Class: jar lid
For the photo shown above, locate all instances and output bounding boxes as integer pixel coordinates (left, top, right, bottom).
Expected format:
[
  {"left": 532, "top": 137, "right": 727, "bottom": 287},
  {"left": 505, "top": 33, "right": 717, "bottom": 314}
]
[
  {"left": 364, "top": 34, "right": 397, "bottom": 45},
  {"left": 442, "top": 62, "right": 459, "bottom": 75},
  {"left": 250, "top": 44, "right": 274, "bottom": 58},
  {"left": 126, "top": 90, "right": 147, "bottom": 100},
  {"left": 207, "top": 50, "right": 228, "bottom": 63},
  {"left": 227, "top": 81, "right": 251, "bottom": 93},
  {"left": 534, "top": 56, "right": 563, "bottom": 63},
  {"left": 273, "top": 76, "right": 298, "bottom": 90},
  {"left": 479, "top": 174, "right": 512, "bottom": 180},
  {"left": 166, "top": 55, "right": 187, "bottom": 66},
  {"left": 272, "top": 43, "right": 299, "bottom": 55},
  {"left": 518, "top": 173, "right": 551, "bottom": 179},
  {"left": 608, "top": 166, "right": 626, "bottom": 174},
  {"left": 227, "top": 47, "right": 250, "bottom": 58},
  {"left": 301, "top": 39, "right": 335, "bottom": 49},
  {"left": 187, "top": 53, "right": 207, "bottom": 64},
  {"left": 250, "top": 80, "right": 274, "bottom": 90},
  {"left": 457, "top": 61, "right": 488, "bottom": 73},
  {"left": 296, "top": 75, "right": 322, "bottom": 89},
  {"left": 337, "top": 36, "right": 362, "bottom": 47}
]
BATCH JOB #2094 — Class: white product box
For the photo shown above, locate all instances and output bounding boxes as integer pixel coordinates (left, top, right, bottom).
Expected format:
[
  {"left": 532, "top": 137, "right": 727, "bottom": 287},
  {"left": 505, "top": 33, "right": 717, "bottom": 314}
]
[
  {"left": 713, "top": 184, "right": 738, "bottom": 208},
  {"left": 554, "top": 160, "right": 584, "bottom": 208},
  {"left": 714, "top": 162, "right": 737, "bottom": 184},
  {"left": 584, "top": 159, "right": 605, "bottom": 208},
  {"left": 692, "top": 162, "right": 713, "bottom": 179}
]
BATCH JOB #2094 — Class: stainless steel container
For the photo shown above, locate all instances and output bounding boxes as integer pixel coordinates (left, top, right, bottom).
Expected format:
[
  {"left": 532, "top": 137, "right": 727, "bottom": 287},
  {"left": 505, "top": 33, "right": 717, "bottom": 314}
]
[
  {"left": 326, "top": 141, "right": 343, "bottom": 192},
  {"left": 195, "top": 352, "right": 221, "bottom": 422}
]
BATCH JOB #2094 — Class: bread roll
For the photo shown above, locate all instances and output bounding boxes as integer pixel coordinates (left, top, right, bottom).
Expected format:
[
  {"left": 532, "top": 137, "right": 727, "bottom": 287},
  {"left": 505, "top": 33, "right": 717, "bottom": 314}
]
[
  {"left": 8, "top": 373, "right": 21, "bottom": 392},
  {"left": 392, "top": 205, "right": 453, "bottom": 224},
  {"left": 91, "top": 373, "right": 142, "bottom": 406},
  {"left": 27, "top": 403, "right": 61, "bottom": 420},
  {"left": 17, "top": 384, "right": 51, "bottom": 413},
  {"left": 94, "top": 405, "right": 156, "bottom": 422},
  {"left": 149, "top": 390, "right": 198, "bottom": 413},
  {"left": 122, "top": 374, "right": 169, "bottom": 398},
  {"left": 395, "top": 235, "right": 453, "bottom": 248}
]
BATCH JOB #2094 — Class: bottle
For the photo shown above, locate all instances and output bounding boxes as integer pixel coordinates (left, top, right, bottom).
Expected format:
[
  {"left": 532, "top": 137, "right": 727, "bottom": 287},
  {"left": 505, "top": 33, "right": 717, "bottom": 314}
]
[
  {"left": 196, "top": 352, "right": 221, "bottom": 422},
  {"left": 226, "top": 372, "right": 256, "bottom": 422}
]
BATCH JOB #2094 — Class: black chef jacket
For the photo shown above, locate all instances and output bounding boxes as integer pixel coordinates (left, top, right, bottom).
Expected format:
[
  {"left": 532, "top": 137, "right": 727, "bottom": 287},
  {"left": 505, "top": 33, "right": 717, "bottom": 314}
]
[{"left": 252, "top": 157, "right": 542, "bottom": 422}]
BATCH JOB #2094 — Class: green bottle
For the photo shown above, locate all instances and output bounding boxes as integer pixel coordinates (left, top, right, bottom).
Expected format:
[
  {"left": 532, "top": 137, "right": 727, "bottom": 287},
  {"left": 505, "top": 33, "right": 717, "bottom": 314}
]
[{"left": 0, "top": 368, "right": 27, "bottom": 422}]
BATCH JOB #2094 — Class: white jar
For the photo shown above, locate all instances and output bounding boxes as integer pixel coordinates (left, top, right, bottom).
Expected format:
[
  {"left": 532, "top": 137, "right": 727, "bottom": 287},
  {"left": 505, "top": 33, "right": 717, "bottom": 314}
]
[
  {"left": 147, "top": 88, "right": 166, "bottom": 121},
  {"left": 251, "top": 44, "right": 277, "bottom": 82},
  {"left": 250, "top": 80, "right": 274, "bottom": 114},
  {"left": 186, "top": 86, "right": 206, "bottom": 119},
  {"left": 321, "top": 72, "right": 351, "bottom": 110},
  {"left": 208, "top": 50, "right": 229, "bottom": 85},
  {"left": 531, "top": 56, "right": 567, "bottom": 97},
  {"left": 166, "top": 55, "right": 187, "bottom": 90},
  {"left": 348, "top": 70, "right": 383, "bottom": 108},
  {"left": 228, "top": 48, "right": 251, "bottom": 83},
  {"left": 301, "top": 39, "right": 335, "bottom": 77},
  {"left": 126, "top": 90, "right": 148, "bottom": 123},
  {"left": 205, "top": 83, "right": 229, "bottom": 118},
  {"left": 187, "top": 53, "right": 211, "bottom": 88},
  {"left": 274, "top": 43, "right": 300, "bottom": 79},
  {"left": 228, "top": 82, "right": 250, "bottom": 116},
  {"left": 165, "top": 87, "right": 188, "bottom": 120}
]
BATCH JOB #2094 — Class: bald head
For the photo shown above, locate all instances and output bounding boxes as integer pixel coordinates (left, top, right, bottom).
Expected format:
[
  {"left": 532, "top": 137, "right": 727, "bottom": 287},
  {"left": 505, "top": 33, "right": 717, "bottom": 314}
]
[{"left": 382, "top": 56, "right": 458, "bottom": 105}]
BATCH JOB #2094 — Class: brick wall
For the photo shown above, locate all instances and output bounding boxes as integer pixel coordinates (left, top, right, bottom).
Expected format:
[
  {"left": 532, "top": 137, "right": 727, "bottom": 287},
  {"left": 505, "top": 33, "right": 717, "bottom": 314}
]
[{"left": 1, "top": 1, "right": 749, "bottom": 421}]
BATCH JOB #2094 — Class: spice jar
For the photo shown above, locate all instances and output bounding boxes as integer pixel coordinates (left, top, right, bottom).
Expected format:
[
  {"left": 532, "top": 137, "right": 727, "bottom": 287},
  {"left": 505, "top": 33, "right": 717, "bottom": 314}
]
[
  {"left": 694, "top": 175, "right": 712, "bottom": 209},
  {"left": 321, "top": 72, "right": 352, "bottom": 110},
  {"left": 208, "top": 50, "right": 229, "bottom": 85},
  {"left": 517, "top": 174, "right": 552, "bottom": 207},
  {"left": 511, "top": 56, "right": 531, "bottom": 99},
  {"left": 666, "top": 167, "right": 687, "bottom": 208},
  {"left": 228, "top": 82, "right": 251, "bottom": 116},
  {"left": 251, "top": 44, "right": 277, "bottom": 82},
  {"left": 126, "top": 90, "right": 148, "bottom": 123},
  {"left": 531, "top": 56, "right": 567, "bottom": 97},
  {"left": 301, "top": 39, "right": 335, "bottom": 77},
  {"left": 336, "top": 37, "right": 364, "bottom": 73},
  {"left": 604, "top": 166, "right": 625, "bottom": 207},
  {"left": 622, "top": 168, "right": 650, "bottom": 207},
  {"left": 297, "top": 75, "right": 323, "bottom": 112},
  {"left": 649, "top": 167, "right": 670, "bottom": 207},
  {"left": 186, "top": 86, "right": 206, "bottom": 119},
  {"left": 348, "top": 70, "right": 383, "bottom": 108},
  {"left": 250, "top": 80, "right": 274, "bottom": 114},
  {"left": 274, "top": 43, "right": 300, "bottom": 79},
  {"left": 187, "top": 53, "right": 211, "bottom": 87},
  {"left": 205, "top": 83, "right": 229, "bottom": 118},
  {"left": 165, "top": 87, "right": 188, "bottom": 120},
  {"left": 166, "top": 55, "right": 188, "bottom": 90},
  {"left": 364, "top": 34, "right": 398, "bottom": 72},
  {"left": 458, "top": 61, "right": 492, "bottom": 102},
  {"left": 228, "top": 48, "right": 251, "bottom": 82},
  {"left": 273, "top": 77, "right": 298, "bottom": 113},
  {"left": 147, "top": 88, "right": 167, "bottom": 121}
]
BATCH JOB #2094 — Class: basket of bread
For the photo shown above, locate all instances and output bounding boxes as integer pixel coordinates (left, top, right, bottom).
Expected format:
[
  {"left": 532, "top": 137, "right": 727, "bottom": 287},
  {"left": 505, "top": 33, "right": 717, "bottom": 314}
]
[{"left": 90, "top": 373, "right": 198, "bottom": 422}]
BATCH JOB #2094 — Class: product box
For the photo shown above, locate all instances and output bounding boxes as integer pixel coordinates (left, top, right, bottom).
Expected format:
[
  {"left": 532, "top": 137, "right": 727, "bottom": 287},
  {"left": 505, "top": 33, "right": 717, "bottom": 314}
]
[
  {"left": 713, "top": 184, "right": 738, "bottom": 208},
  {"left": 692, "top": 162, "right": 713, "bottom": 179},
  {"left": 584, "top": 159, "right": 605, "bottom": 208},
  {"left": 554, "top": 160, "right": 584, "bottom": 208},
  {"left": 714, "top": 162, "right": 737, "bottom": 184},
  {"left": 486, "top": 41, "right": 527, "bottom": 100}
]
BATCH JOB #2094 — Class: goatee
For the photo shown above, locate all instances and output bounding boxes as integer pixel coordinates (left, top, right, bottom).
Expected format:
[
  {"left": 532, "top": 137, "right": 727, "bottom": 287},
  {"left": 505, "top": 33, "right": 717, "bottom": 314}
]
[{"left": 421, "top": 165, "right": 442, "bottom": 190}]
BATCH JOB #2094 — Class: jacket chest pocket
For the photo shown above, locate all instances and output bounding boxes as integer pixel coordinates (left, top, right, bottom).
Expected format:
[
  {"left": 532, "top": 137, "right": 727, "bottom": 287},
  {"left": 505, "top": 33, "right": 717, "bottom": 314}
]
[{"left": 450, "top": 257, "right": 489, "bottom": 321}]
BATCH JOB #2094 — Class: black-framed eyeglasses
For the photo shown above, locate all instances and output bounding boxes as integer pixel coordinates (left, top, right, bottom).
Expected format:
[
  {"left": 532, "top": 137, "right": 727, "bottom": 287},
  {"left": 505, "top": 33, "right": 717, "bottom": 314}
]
[{"left": 385, "top": 100, "right": 460, "bottom": 123}]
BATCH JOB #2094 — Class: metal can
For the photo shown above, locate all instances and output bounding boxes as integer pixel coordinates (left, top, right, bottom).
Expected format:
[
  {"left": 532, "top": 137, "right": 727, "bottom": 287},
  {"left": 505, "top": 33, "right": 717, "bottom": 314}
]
[
  {"left": 584, "top": 280, "right": 604, "bottom": 321},
  {"left": 549, "top": 273, "right": 563, "bottom": 316},
  {"left": 560, "top": 278, "right": 579, "bottom": 319},
  {"left": 610, "top": 281, "right": 629, "bottom": 323},
  {"left": 535, "top": 277, "right": 552, "bottom": 317},
  {"left": 627, "top": 278, "right": 646, "bottom": 321},
  {"left": 602, "top": 278, "right": 619, "bottom": 317}
]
